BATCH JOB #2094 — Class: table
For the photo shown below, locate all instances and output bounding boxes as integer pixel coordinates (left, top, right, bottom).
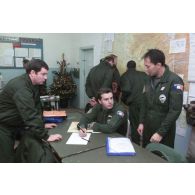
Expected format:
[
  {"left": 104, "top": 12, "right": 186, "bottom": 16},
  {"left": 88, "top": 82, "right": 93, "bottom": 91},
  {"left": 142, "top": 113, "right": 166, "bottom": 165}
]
[
  {"left": 49, "top": 110, "right": 166, "bottom": 163},
  {"left": 62, "top": 143, "right": 166, "bottom": 163}
]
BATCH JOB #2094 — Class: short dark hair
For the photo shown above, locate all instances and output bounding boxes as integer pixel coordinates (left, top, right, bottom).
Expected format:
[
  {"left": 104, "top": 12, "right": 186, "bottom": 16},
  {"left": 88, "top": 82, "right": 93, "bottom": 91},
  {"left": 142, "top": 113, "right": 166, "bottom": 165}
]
[
  {"left": 104, "top": 55, "right": 115, "bottom": 63},
  {"left": 26, "top": 59, "right": 49, "bottom": 74},
  {"left": 97, "top": 88, "right": 113, "bottom": 100},
  {"left": 23, "top": 59, "right": 29, "bottom": 64},
  {"left": 127, "top": 60, "right": 136, "bottom": 69},
  {"left": 143, "top": 49, "right": 165, "bottom": 66}
]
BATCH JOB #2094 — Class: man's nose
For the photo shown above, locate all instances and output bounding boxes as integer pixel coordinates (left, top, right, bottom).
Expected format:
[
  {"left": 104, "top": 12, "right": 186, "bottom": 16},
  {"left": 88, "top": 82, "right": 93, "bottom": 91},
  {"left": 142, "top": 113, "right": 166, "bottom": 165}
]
[{"left": 108, "top": 99, "right": 112, "bottom": 104}]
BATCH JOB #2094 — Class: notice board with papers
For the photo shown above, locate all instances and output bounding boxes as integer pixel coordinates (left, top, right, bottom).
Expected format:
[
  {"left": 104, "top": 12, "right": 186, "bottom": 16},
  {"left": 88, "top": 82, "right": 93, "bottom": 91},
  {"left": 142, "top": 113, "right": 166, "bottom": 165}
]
[{"left": 0, "top": 35, "right": 43, "bottom": 69}]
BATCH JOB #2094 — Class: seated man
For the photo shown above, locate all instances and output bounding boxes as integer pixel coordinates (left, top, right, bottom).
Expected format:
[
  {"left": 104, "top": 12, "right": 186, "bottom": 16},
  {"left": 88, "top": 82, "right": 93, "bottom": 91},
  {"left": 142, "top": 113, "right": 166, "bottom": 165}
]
[{"left": 78, "top": 88, "right": 127, "bottom": 137}]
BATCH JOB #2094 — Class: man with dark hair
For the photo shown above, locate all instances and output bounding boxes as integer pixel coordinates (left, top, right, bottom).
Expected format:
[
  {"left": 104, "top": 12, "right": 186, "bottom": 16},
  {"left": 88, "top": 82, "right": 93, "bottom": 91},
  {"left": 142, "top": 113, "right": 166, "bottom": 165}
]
[
  {"left": 85, "top": 55, "right": 118, "bottom": 112},
  {"left": 23, "top": 58, "right": 30, "bottom": 70},
  {"left": 120, "top": 60, "right": 147, "bottom": 145},
  {"left": 0, "top": 59, "right": 62, "bottom": 162},
  {"left": 78, "top": 88, "right": 127, "bottom": 136},
  {"left": 137, "top": 49, "right": 184, "bottom": 148}
]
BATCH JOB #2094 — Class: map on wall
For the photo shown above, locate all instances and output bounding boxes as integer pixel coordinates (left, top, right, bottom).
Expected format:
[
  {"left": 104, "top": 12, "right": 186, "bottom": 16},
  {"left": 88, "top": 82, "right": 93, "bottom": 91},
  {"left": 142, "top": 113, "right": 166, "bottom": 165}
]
[{"left": 112, "top": 33, "right": 189, "bottom": 90}]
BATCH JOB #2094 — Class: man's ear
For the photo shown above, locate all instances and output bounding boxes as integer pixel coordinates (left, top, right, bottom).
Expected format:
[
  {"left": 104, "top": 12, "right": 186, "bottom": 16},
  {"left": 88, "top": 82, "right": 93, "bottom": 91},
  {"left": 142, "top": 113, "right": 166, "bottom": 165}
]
[
  {"left": 98, "top": 99, "right": 101, "bottom": 104},
  {"left": 30, "top": 70, "right": 36, "bottom": 75}
]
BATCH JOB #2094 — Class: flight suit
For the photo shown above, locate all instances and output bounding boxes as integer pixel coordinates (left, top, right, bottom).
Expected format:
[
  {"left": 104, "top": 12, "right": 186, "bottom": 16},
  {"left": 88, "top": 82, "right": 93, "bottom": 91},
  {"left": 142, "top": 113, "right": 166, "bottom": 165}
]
[
  {"left": 120, "top": 69, "right": 147, "bottom": 145},
  {"left": 85, "top": 60, "right": 115, "bottom": 99},
  {"left": 79, "top": 103, "right": 127, "bottom": 136},
  {"left": 140, "top": 65, "right": 184, "bottom": 148},
  {"left": 112, "top": 66, "right": 121, "bottom": 102},
  {"left": 0, "top": 74, "right": 49, "bottom": 162}
]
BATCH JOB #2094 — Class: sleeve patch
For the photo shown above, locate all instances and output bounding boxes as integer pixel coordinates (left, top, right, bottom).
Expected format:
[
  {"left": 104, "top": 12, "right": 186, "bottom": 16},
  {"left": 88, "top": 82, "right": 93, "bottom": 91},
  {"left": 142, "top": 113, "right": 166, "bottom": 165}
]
[
  {"left": 117, "top": 111, "right": 124, "bottom": 118},
  {"left": 172, "top": 84, "right": 184, "bottom": 91}
]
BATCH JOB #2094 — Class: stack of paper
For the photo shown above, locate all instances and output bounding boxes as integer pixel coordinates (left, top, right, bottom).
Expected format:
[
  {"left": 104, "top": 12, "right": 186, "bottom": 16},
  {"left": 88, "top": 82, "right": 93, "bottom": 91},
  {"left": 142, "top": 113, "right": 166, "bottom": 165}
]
[
  {"left": 106, "top": 137, "right": 136, "bottom": 156},
  {"left": 66, "top": 133, "right": 91, "bottom": 145}
]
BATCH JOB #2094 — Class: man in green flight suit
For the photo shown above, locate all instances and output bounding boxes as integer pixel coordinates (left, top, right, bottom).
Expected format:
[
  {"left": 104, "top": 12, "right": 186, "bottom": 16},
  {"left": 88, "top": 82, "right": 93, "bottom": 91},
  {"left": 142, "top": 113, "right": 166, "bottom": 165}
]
[
  {"left": 120, "top": 60, "right": 147, "bottom": 145},
  {"left": 78, "top": 88, "right": 127, "bottom": 137},
  {"left": 85, "top": 55, "right": 119, "bottom": 112},
  {"left": 0, "top": 59, "right": 62, "bottom": 163},
  {"left": 137, "top": 49, "right": 184, "bottom": 148}
]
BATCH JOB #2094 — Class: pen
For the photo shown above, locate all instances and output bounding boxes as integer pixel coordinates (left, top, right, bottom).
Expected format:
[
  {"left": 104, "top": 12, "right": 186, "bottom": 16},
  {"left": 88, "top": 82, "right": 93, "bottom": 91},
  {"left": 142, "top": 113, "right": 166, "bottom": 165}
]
[
  {"left": 77, "top": 124, "right": 86, "bottom": 133},
  {"left": 81, "top": 137, "right": 91, "bottom": 142}
]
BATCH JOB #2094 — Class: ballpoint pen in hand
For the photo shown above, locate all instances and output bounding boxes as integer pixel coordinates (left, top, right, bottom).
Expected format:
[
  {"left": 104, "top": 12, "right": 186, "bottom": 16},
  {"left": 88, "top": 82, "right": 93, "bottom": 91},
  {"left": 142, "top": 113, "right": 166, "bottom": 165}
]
[
  {"left": 81, "top": 137, "right": 91, "bottom": 142},
  {"left": 77, "top": 124, "right": 86, "bottom": 133},
  {"left": 77, "top": 124, "right": 91, "bottom": 142}
]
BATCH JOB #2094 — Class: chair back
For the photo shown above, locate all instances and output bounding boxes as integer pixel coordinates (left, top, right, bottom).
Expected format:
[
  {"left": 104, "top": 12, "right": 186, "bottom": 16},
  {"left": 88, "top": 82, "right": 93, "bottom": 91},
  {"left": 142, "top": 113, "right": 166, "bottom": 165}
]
[{"left": 146, "top": 143, "right": 187, "bottom": 163}]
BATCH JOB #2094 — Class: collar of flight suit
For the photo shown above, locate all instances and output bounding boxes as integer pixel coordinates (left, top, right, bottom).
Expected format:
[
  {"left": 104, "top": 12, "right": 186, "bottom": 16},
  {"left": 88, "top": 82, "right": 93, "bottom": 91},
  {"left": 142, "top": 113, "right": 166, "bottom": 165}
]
[
  {"left": 158, "top": 65, "right": 170, "bottom": 84},
  {"left": 100, "top": 102, "right": 116, "bottom": 114},
  {"left": 24, "top": 73, "right": 34, "bottom": 86}
]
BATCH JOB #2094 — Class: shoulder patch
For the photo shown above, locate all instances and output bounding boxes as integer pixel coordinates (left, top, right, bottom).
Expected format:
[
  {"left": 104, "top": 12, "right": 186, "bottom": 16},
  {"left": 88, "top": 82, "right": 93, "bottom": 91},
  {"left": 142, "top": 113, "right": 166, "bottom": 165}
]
[
  {"left": 117, "top": 111, "right": 124, "bottom": 118},
  {"left": 172, "top": 84, "right": 184, "bottom": 91}
]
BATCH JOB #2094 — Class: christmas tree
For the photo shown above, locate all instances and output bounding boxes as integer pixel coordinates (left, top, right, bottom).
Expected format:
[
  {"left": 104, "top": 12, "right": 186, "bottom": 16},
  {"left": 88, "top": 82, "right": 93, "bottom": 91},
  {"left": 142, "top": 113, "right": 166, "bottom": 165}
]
[{"left": 48, "top": 53, "right": 77, "bottom": 108}]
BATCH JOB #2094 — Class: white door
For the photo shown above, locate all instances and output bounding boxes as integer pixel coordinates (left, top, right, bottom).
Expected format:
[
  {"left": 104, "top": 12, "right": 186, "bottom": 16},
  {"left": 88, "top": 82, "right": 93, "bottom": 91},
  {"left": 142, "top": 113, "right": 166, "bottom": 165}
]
[{"left": 80, "top": 48, "right": 94, "bottom": 108}]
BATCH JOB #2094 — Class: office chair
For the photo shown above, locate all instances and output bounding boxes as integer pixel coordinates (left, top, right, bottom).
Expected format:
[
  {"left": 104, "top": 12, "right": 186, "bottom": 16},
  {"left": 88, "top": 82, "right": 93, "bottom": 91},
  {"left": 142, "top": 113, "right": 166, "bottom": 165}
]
[{"left": 146, "top": 143, "right": 187, "bottom": 163}]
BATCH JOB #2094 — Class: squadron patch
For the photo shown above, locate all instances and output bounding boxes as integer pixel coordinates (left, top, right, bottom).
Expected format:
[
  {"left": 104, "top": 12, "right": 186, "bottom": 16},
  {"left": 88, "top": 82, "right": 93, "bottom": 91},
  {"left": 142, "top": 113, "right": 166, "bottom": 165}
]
[
  {"left": 172, "top": 84, "right": 184, "bottom": 91},
  {"left": 117, "top": 111, "right": 124, "bottom": 118},
  {"left": 159, "top": 94, "right": 166, "bottom": 103}
]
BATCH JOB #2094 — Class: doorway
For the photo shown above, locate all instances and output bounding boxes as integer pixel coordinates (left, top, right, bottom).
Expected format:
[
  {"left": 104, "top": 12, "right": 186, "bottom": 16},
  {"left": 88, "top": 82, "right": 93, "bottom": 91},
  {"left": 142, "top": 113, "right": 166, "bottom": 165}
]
[{"left": 80, "top": 47, "right": 94, "bottom": 108}]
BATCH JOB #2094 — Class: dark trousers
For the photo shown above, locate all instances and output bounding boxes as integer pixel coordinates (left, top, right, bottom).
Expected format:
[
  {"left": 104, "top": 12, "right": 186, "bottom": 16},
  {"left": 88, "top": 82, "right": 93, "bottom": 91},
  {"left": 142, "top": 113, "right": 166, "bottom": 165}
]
[
  {"left": 15, "top": 134, "right": 58, "bottom": 163},
  {"left": 0, "top": 124, "right": 58, "bottom": 163},
  {"left": 129, "top": 104, "right": 141, "bottom": 145},
  {"left": 0, "top": 125, "right": 15, "bottom": 163}
]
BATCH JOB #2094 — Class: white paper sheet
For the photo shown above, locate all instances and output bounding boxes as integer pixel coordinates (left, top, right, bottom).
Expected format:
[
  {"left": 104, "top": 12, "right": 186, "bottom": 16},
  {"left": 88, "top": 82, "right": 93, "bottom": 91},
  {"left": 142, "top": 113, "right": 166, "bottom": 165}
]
[
  {"left": 29, "top": 48, "right": 41, "bottom": 58},
  {"left": 66, "top": 133, "right": 91, "bottom": 145},
  {"left": 188, "top": 33, "right": 195, "bottom": 80},
  {"left": 15, "top": 48, "right": 28, "bottom": 57},
  {"left": 15, "top": 58, "right": 24, "bottom": 67},
  {"left": 169, "top": 38, "right": 186, "bottom": 53},
  {"left": 67, "top": 121, "right": 93, "bottom": 133},
  {"left": 189, "top": 83, "right": 195, "bottom": 102}
]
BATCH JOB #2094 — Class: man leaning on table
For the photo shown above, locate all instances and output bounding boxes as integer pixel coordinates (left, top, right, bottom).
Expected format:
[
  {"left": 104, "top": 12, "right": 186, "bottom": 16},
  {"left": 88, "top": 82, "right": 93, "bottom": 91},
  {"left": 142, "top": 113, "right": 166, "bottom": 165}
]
[{"left": 78, "top": 88, "right": 127, "bottom": 137}]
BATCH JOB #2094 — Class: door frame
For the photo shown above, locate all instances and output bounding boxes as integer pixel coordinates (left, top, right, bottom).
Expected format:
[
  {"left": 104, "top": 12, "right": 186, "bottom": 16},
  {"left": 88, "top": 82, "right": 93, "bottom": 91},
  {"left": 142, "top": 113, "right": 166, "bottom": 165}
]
[{"left": 79, "top": 46, "right": 94, "bottom": 109}]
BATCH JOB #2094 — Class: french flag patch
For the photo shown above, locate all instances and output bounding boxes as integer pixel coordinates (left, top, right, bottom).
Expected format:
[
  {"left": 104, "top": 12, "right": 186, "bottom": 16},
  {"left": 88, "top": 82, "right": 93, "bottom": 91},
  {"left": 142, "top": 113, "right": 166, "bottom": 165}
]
[{"left": 173, "top": 84, "right": 184, "bottom": 91}]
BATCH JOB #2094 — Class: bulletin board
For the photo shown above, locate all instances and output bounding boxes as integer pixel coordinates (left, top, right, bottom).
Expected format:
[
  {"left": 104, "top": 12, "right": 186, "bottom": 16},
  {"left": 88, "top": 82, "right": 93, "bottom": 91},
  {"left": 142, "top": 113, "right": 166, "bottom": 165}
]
[{"left": 0, "top": 36, "right": 43, "bottom": 69}]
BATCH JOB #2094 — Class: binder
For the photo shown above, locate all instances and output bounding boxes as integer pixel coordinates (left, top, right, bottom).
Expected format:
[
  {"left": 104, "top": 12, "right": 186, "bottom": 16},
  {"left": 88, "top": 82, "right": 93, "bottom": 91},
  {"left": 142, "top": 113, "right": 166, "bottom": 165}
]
[
  {"left": 43, "top": 110, "right": 67, "bottom": 123},
  {"left": 106, "top": 137, "right": 136, "bottom": 156}
]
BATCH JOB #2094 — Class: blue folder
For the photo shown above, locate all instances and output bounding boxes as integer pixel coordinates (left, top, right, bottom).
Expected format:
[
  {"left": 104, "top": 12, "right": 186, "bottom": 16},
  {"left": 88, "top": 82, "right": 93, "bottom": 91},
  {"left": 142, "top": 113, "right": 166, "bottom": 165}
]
[
  {"left": 43, "top": 116, "right": 65, "bottom": 123},
  {"left": 106, "top": 137, "right": 136, "bottom": 156}
]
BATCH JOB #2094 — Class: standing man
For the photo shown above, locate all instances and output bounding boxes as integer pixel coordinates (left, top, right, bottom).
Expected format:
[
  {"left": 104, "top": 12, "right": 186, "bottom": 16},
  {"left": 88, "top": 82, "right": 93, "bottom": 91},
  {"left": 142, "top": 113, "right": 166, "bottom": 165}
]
[
  {"left": 85, "top": 55, "right": 117, "bottom": 112},
  {"left": 137, "top": 49, "right": 184, "bottom": 148},
  {"left": 0, "top": 59, "right": 62, "bottom": 163},
  {"left": 120, "top": 60, "right": 147, "bottom": 144},
  {"left": 110, "top": 54, "right": 121, "bottom": 102},
  {"left": 23, "top": 58, "right": 30, "bottom": 70},
  {"left": 78, "top": 88, "right": 127, "bottom": 137}
]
